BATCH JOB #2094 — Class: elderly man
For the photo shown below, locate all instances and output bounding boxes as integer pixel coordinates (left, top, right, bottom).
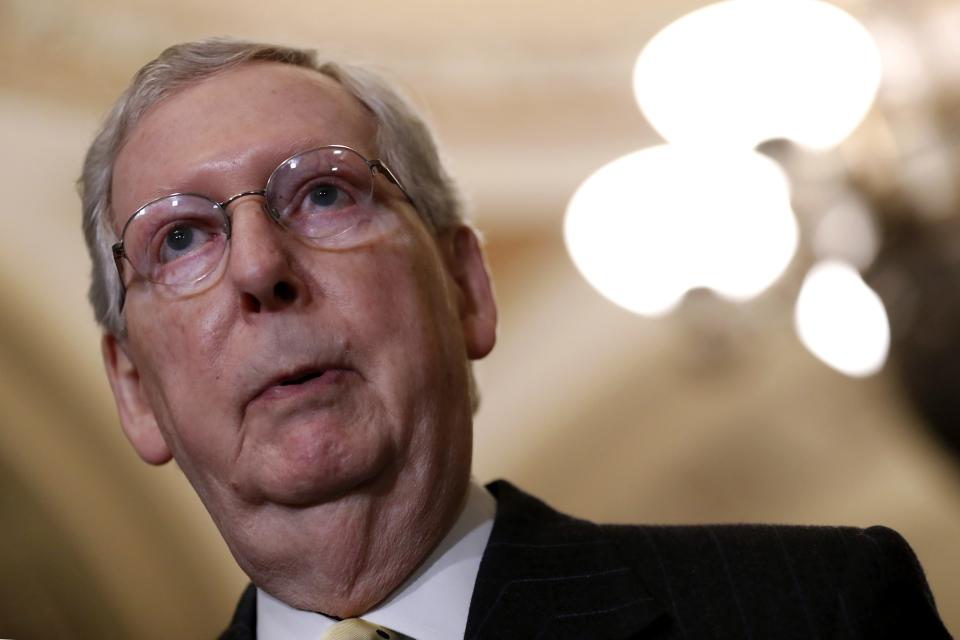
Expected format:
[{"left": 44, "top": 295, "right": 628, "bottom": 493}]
[{"left": 80, "top": 39, "right": 949, "bottom": 639}]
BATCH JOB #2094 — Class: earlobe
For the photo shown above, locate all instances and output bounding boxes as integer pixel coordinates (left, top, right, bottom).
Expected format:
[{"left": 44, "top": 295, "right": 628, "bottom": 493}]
[
  {"left": 442, "top": 226, "right": 498, "bottom": 360},
  {"left": 101, "top": 334, "right": 173, "bottom": 465}
]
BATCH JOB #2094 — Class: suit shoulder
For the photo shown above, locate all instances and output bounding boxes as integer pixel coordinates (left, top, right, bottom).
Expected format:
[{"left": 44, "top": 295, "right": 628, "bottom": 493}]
[
  {"left": 483, "top": 481, "right": 951, "bottom": 638},
  {"left": 603, "top": 522, "right": 932, "bottom": 581},
  {"left": 601, "top": 522, "right": 950, "bottom": 638},
  {"left": 608, "top": 522, "right": 862, "bottom": 560},
  {"left": 604, "top": 522, "right": 863, "bottom": 590}
]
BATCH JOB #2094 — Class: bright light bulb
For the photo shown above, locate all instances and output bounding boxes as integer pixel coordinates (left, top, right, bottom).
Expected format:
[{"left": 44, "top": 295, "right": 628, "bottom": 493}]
[
  {"left": 564, "top": 145, "right": 798, "bottom": 316},
  {"left": 794, "top": 260, "right": 890, "bottom": 377},
  {"left": 633, "top": 0, "right": 882, "bottom": 150}
]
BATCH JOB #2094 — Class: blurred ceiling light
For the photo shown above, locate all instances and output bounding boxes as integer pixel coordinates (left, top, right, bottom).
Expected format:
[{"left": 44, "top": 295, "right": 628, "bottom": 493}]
[
  {"left": 633, "top": 0, "right": 882, "bottom": 150},
  {"left": 812, "top": 194, "right": 879, "bottom": 269},
  {"left": 898, "top": 142, "right": 959, "bottom": 221},
  {"left": 794, "top": 260, "right": 890, "bottom": 377},
  {"left": 564, "top": 144, "right": 798, "bottom": 316},
  {"left": 869, "top": 17, "right": 933, "bottom": 104},
  {"left": 922, "top": 3, "right": 960, "bottom": 85}
]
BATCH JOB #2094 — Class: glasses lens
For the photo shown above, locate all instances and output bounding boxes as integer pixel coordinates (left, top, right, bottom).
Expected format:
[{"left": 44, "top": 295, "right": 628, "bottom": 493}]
[
  {"left": 266, "top": 147, "right": 384, "bottom": 245},
  {"left": 122, "top": 195, "right": 228, "bottom": 287}
]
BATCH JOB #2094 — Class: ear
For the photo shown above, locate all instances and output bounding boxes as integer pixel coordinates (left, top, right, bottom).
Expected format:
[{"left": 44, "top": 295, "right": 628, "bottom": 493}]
[
  {"left": 101, "top": 334, "right": 173, "bottom": 465},
  {"left": 440, "top": 226, "right": 498, "bottom": 360}
]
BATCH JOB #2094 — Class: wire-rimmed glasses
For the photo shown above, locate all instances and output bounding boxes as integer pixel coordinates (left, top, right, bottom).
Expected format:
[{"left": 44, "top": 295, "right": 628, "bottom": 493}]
[{"left": 111, "top": 145, "right": 410, "bottom": 309}]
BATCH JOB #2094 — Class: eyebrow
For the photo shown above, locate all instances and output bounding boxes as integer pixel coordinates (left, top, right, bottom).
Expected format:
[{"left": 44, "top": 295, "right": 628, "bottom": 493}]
[
  {"left": 274, "top": 136, "right": 325, "bottom": 163},
  {"left": 144, "top": 136, "right": 341, "bottom": 201}
]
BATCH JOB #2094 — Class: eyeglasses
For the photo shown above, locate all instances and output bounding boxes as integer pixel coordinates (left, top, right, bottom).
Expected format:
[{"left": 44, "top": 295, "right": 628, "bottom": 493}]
[{"left": 112, "top": 145, "right": 410, "bottom": 309}]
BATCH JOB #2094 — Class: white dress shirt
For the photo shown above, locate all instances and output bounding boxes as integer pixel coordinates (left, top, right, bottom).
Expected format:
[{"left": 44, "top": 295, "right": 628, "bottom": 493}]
[{"left": 257, "top": 480, "right": 496, "bottom": 640}]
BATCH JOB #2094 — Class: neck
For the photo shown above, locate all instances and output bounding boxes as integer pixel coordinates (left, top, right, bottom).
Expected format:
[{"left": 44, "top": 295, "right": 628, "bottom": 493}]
[{"left": 235, "top": 471, "right": 471, "bottom": 617}]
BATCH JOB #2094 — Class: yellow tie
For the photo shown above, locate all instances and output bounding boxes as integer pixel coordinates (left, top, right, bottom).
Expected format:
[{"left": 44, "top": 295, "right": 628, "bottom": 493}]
[{"left": 320, "top": 617, "right": 413, "bottom": 640}]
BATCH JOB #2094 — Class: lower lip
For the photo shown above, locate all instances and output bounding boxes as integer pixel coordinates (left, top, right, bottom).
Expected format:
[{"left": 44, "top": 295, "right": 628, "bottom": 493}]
[{"left": 258, "top": 369, "right": 350, "bottom": 402}]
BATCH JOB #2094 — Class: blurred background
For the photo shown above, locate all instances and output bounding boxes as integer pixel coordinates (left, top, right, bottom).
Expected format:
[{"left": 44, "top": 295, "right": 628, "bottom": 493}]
[{"left": 2, "top": 0, "right": 960, "bottom": 637}]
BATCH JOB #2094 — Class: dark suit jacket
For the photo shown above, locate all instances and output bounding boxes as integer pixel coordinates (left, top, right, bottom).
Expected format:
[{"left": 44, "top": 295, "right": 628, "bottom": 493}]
[{"left": 220, "top": 480, "right": 951, "bottom": 639}]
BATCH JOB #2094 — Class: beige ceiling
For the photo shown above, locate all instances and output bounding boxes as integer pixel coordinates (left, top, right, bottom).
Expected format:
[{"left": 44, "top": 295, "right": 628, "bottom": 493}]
[{"left": 2, "top": 1, "right": 959, "bottom": 637}]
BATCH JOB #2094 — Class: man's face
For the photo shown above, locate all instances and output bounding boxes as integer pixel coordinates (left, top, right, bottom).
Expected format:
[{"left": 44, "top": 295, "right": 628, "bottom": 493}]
[{"left": 103, "top": 62, "right": 496, "bottom": 610}]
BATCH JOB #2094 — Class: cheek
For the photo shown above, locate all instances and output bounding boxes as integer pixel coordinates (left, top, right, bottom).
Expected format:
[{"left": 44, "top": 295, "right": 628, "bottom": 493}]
[
  {"left": 334, "top": 238, "right": 468, "bottom": 428},
  {"left": 126, "top": 302, "right": 236, "bottom": 453},
  {"left": 343, "top": 240, "right": 459, "bottom": 358},
  {"left": 129, "top": 295, "right": 233, "bottom": 375}
]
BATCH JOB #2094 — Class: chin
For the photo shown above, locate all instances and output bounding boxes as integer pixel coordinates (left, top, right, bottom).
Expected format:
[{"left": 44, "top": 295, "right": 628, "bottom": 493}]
[
  {"left": 231, "top": 422, "right": 397, "bottom": 507},
  {"left": 234, "top": 452, "right": 392, "bottom": 507}
]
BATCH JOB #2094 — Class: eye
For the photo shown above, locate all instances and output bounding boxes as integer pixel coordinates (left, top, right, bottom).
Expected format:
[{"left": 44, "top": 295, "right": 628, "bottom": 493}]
[
  {"left": 157, "top": 222, "right": 212, "bottom": 263},
  {"left": 301, "top": 181, "right": 356, "bottom": 213},
  {"left": 165, "top": 225, "right": 194, "bottom": 252},
  {"left": 309, "top": 184, "right": 342, "bottom": 208},
  {"left": 264, "top": 148, "right": 384, "bottom": 242}
]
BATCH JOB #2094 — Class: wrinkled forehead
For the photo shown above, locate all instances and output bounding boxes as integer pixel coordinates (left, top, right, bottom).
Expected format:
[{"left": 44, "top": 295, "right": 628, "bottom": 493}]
[{"left": 111, "top": 62, "right": 378, "bottom": 228}]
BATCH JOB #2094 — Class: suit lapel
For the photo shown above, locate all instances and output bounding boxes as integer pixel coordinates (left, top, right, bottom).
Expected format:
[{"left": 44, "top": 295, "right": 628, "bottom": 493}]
[
  {"left": 219, "top": 583, "right": 256, "bottom": 640},
  {"left": 465, "top": 481, "right": 668, "bottom": 640}
]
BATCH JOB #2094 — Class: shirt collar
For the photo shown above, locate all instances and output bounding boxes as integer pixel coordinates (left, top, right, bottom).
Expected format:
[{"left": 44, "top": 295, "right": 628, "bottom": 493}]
[{"left": 257, "top": 480, "right": 496, "bottom": 640}]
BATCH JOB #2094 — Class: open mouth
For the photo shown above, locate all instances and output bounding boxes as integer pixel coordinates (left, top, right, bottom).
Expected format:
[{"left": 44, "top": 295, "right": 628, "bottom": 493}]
[
  {"left": 278, "top": 370, "right": 326, "bottom": 386},
  {"left": 251, "top": 365, "right": 351, "bottom": 405}
]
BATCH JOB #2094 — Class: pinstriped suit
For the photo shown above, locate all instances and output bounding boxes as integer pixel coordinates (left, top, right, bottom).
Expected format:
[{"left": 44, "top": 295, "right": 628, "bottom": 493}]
[{"left": 220, "top": 481, "right": 951, "bottom": 639}]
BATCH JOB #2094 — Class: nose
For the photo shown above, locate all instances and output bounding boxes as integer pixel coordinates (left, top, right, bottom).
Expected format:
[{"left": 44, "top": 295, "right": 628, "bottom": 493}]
[{"left": 225, "top": 196, "right": 305, "bottom": 314}]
